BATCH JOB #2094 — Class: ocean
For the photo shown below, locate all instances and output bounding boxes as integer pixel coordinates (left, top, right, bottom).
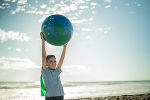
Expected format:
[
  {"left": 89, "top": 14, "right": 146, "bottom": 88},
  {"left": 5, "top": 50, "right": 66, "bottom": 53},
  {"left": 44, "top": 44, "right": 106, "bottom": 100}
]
[{"left": 0, "top": 80, "right": 150, "bottom": 100}]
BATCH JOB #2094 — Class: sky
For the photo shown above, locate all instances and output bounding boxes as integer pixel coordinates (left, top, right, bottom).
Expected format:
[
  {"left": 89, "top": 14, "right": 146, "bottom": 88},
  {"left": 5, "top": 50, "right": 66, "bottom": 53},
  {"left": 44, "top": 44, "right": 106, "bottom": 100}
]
[{"left": 0, "top": 0, "right": 150, "bottom": 82}]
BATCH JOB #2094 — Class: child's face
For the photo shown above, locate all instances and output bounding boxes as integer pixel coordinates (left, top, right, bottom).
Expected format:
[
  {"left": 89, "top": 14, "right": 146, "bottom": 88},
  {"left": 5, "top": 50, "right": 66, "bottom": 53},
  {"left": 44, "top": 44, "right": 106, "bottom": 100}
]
[{"left": 47, "top": 57, "right": 57, "bottom": 69}]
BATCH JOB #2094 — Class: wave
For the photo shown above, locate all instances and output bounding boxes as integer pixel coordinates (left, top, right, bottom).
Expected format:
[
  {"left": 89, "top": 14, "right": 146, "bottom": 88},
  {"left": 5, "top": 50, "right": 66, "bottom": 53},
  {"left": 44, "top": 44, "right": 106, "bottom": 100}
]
[
  {"left": 63, "top": 80, "right": 150, "bottom": 87},
  {"left": 0, "top": 81, "right": 40, "bottom": 89},
  {"left": 0, "top": 80, "right": 150, "bottom": 89}
]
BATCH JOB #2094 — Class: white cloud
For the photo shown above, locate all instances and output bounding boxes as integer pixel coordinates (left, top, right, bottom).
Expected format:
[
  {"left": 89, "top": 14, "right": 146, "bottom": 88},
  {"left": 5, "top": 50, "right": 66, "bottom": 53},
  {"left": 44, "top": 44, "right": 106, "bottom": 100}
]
[
  {"left": 79, "top": 6, "right": 89, "bottom": 9},
  {"left": 0, "top": 57, "right": 40, "bottom": 70},
  {"left": 12, "top": 0, "right": 16, "bottom": 2},
  {"left": 0, "top": 29, "right": 31, "bottom": 43},
  {"left": 2, "top": 0, "right": 94, "bottom": 25},
  {"left": 69, "top": 17, "right": 78, "bottom": 20},
  {"left": 62, "top": 65, "right": 90, "bottom": 75},
  {"left": 137, "top": 4, "right": 142, "bottom": 7},
  {"left": 97, "top": 28, "right": 103, "bottom": 31},
  {"left": 71, "top": 19, "right": 87, "bottom": 24},
  {"left": 73, "top": 0, "right": 85, "bottom": 4},
  {"left": 89, "top": 17, "right": 93, "bottom": 21},
  {"left": 81, "top": 28, "right": 90, "bottom": 32},
  {"left": 60, "top": 1, "right": 64, "bottom": 4},
  {"left": 4, "top": 0, "right": 11, "bottom": 1},
  {"left": 96, "top": 26, "right": 111, "bottom": 35},
  {"left": 8, "top": 47, "right": 23, "bottom": 52},
  {"left": 17, "top": 0, "right": 27, "bottom": 5},
  {"left": 104, "top": 31, "right": 108, "bottom": 34},
  {"left": 2, "top": 3, "right": 9, "bottom": 6},
  {"left": 0, "top": 2, "right": 10, "bottom": 9},
  {"left": 70, "top": 4, "right": 77, "bottom": 11},
  {"left": 105, "top": 0, "right": 112, "bottom": 3},
  {"left": 11, "top": 6, "right": 25, "bottom": 14},
  {"left": 92, "top": 11, "right": 95, "bottom": 14},
  {"left": 90, "top": 2, "right": 96, "bottom": 6},
  {"left": 40, "top": 4, "right": 47, "bottom": 9},
  {"left": 61, "top": 65, "right": 92, "bottom": 81},
  {"left": 50, "top": 0, "right": 55, "bottom": 3},
  {"left": 16, "top": 48, "right": 22, "bottom": 52},
  {"left": 105, "top": 5, "right": 111, "bottom": 8},
  {"left": 45, "top": 41, "right": 57, "bottom": 49},
  {"left": 8, "top": 47, "right": 12, "bottom": 50}
]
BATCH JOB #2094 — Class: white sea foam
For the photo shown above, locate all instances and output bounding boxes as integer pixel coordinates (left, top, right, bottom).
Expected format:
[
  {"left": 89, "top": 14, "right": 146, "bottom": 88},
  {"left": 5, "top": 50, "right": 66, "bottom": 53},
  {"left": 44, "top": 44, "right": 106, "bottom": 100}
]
[{"left": 0, "top": 81, "right": 150, "bottom": 99}]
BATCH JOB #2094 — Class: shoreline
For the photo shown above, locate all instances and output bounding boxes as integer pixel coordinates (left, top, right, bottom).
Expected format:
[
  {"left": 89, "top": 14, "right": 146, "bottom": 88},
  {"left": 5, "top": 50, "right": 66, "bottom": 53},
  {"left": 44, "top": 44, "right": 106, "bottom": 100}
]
[{"left": 65, "top": 93, "right": 150, "bottom": 100}]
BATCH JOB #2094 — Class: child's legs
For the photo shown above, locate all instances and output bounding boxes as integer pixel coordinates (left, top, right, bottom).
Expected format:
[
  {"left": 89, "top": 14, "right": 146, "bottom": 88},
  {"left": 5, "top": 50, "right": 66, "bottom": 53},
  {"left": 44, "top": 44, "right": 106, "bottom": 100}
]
[
  {"left": 45, "top": 97, "right": 56, "bottom": 100},
  {"left": 56, "top": 96, "right": 64, "bottom": 100},
  {"left": 45, "top": 96, "right": 64, "bottom": 100}
]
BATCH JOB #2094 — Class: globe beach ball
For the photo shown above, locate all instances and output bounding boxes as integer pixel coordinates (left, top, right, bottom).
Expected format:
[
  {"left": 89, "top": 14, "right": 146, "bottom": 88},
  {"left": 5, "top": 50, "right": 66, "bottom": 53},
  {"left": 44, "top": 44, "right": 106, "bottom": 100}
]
[{"left": 41, "top": 14, "right": 73, "bottom": 46}]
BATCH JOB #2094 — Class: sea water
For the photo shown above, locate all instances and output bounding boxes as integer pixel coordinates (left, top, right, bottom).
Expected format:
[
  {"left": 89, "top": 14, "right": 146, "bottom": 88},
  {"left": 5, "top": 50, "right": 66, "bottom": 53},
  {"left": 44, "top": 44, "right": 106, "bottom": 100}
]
[{"left": 0, "top": 80, "right": 150, "bottom": 100}]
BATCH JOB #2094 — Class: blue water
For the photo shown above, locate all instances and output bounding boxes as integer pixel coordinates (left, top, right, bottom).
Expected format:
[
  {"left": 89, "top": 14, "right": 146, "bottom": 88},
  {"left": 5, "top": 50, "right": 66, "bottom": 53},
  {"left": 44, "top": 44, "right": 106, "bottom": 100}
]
[{"left": 0, "top": 80, "right": 150, "bottom": 100}]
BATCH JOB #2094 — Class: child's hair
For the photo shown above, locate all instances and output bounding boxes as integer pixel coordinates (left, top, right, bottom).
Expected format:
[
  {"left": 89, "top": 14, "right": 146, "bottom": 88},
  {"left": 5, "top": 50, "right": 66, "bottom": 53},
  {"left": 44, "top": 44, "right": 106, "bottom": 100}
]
[{"left": 46, "top": 55, "right": 56, "bottom": 63}]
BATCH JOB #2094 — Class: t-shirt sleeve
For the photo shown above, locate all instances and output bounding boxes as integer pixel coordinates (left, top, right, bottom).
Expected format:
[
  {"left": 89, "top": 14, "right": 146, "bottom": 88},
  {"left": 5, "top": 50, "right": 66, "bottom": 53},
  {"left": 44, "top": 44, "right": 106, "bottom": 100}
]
[
  {"left": 56, "top": 67, "right": 62, "bottom": 74},
  {"left": 41, "top": 67, "right": 47, "bottom": 76}
]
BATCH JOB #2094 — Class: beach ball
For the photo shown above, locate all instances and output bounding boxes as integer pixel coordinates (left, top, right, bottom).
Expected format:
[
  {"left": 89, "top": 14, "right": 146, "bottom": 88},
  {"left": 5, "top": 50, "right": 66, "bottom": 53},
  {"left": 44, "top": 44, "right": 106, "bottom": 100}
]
[{"left": 41, "top": 14, "right": 73, "bottom": 46}]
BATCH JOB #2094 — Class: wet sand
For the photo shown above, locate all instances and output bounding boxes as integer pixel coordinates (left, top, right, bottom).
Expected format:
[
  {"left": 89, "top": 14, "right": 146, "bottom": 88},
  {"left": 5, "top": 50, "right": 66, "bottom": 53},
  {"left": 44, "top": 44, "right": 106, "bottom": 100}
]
[{"left": 65, "top": 93, "right": 150, "bottom": 100}]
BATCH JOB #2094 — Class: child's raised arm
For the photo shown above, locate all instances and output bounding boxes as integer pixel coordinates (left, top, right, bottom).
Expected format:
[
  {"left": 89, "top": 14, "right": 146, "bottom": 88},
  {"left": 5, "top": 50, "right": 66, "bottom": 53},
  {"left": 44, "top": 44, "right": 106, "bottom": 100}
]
[
  {"left": 58, "top": 44, "right": 67, "bottom": 69},
  {"left": 40, "top": 32, "right": 46, "bottom": 70}
]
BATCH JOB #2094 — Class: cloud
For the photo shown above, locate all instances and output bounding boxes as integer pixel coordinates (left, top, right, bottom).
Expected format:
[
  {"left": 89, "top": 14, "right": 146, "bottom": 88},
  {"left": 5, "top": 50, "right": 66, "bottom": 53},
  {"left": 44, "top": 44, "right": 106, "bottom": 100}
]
[
  {"left": 1, "top": 0, "right": 98, "bottom": 25},
  {"left": 105, "top": 0, "right": 112, "bottom": 3},
  {"left": 16, "top": 48, "right": 22, "bottom": 52},
  {"left": 0, "top": 2, "right": 10, "bottom": 9},
  {"left": 81, "top": 28, "right": 91, "bottom": 32},
  {"left": 61, "top": 65, "right": 92, "bottom": 81},
  {"left": 0, "top": 56, "right": 40, "bottom": 70},
  {"left": 0, "top": 29, "right": 31, "bottom": 43},
  {"left": 97, "top": 26, "right": 111, "bottom": 34},
  {"left": 81, "top": 26, "right": 111, "bottom": 34},
  {"left": 40, "top": 4, "right": 47, "bottom": 9},
  {"left": 135, "top": 2, "right": 142, "bottom": 7},
  {"left": 89, "top": 17, "right": 93, "bottom": 21},
  {"left": 17, "top": 0, "right": 27, "bottom": 4},
  {"left": 79, "top": 6, "right": 89, "bottom": 9},
  {"left": 105, "top": 5, "right": 111, "bottom": 8},
  {"left": 90, "top": 2, "right": 96, "bottom": 6},
  {"left": 104, "top": 31, "right": 108, "bottom": 34},
  {"left": 70, "top": 4, "right": 77, "bottom": 11},
  {"left": 71, "top": 19, "right": 87, "bottom": 24},
  {"left": 37, "top": 0, "right": 91, "bottom": 23},
  {"left": 7, "top": 47, "right": 25, "bottom": 52},
  {"left": 62, "top": 65, "right": 90, "bottom": 75},
  {"left": 6, "top": 0, "right": 93, "bottom": 24},
  {"left": 8, "top": 47, "right": 12, "bottom": 50},
  {"left": 96, "top": 28, "right": 103, "bottom": 31}
]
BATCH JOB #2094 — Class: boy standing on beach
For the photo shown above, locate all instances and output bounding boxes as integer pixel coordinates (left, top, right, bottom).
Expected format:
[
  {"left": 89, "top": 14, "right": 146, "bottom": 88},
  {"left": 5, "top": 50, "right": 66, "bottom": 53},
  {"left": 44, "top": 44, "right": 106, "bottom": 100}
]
[{"left": 40, "top": 32, "right": 66, "bottom": 100}]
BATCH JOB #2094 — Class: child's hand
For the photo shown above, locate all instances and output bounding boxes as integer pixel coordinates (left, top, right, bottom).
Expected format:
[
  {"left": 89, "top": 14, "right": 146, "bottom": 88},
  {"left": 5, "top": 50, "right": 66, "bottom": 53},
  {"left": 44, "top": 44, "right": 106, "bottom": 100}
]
[
  {"left": 40, "top": 32, "right": 45, "bottom": 41},
  {"left": 64, "top": 43, "right": 67, "bottom": 47}
]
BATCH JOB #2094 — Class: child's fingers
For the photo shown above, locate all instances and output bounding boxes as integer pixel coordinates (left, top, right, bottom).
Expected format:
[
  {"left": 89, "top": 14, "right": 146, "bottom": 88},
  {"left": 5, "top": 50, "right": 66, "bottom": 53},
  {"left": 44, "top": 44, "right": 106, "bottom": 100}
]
[
  {"left": 40, "top": 32, "right": 44, "bottom": 40},
  {"left": 40, "top": 32, "right": 43, "bottom": 36},
  {"left": 64, "top": 44, "right": 67, "bottom": 47}
]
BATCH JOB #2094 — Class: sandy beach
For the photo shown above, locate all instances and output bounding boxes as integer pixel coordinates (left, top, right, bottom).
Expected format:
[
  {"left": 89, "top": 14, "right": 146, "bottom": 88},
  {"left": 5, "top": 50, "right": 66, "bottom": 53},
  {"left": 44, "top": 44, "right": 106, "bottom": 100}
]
[{"left": 65, "top": 93, "right": 150, "bottom": 100}]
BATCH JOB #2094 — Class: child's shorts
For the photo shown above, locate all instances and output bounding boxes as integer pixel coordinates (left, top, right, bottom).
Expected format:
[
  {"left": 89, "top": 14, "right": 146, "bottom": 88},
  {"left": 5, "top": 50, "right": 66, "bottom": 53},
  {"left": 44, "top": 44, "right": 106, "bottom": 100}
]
[{"left": 45, "top": 96, "right": 64, "bottom": 100}]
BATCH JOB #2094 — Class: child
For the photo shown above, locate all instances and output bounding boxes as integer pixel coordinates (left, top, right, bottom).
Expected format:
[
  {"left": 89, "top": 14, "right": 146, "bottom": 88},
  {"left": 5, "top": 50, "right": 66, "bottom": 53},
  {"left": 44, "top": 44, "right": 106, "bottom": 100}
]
[{"left": 40, "top": 32, "right": 67, "bottom": 100}]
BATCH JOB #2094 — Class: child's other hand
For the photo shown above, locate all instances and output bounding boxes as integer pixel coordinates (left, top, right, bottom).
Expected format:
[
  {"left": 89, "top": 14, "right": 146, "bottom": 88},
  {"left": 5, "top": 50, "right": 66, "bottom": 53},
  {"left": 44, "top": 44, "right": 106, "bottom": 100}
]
[
  {"left": 64, "top": 43, "right": 67, "bottom": 47},
  {"left": 40, "top": 32, "right": 44, "bottom": 41}
]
